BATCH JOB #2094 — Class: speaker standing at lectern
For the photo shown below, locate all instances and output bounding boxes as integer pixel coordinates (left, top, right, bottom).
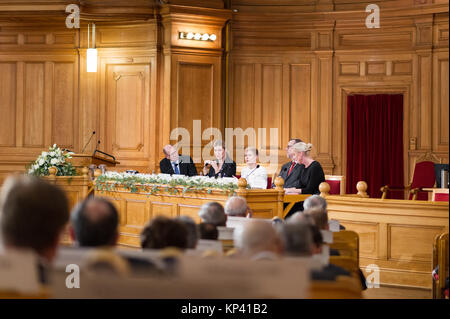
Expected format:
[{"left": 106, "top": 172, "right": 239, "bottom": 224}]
[{"left": 159, "top": 144, "right": 197, "bottom": 176}]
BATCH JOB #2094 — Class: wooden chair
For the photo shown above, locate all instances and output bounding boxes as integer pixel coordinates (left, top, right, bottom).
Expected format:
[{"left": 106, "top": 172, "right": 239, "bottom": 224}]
[
  {"left": 432, "top": 188, "right": 449, "bottom": 202},
  {"left": 432, "top": 232, "right": 449, "bottom": 299},
  {"left": 325, "top": 175, "right": 345, "bottom": 195},
  {"left": 309, "top": 276, "right": 362, "bottom": 299},
  {"left": 329, "top": 256, "right": 359, "bottom": 276},
  {"left": 329, "top": 231, "right": 359, "bottom": 263}
]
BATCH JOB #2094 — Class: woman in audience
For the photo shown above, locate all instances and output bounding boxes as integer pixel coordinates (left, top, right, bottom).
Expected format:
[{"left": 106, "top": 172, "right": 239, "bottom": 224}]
[
  {"left": 284, "top": 142, "right": 325, "bottom": 195},
  {"left": 240, "top": 147, "right": 268, "bottom": 189},
  {"left": 203, "top": 140, "right": 236, "bottom": 178},
  {"left": 140, "top": 216, "right": 188, "bottom": 250}
]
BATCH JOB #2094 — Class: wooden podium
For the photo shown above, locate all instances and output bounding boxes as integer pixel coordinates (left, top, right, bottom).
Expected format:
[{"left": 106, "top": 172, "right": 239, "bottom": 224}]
[{"left": 67, "top": 153, "right": 120, "bottom": 170}]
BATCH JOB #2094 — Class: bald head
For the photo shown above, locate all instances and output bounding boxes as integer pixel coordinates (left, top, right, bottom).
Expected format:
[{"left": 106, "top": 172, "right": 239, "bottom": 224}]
[
  {"left": 234, "top": 220, "right": 282, "bottom": 257},
  {"left": 70, "top": 197, "right": 119, "bottom": 247},
  {"left": 224, "top": 196, "right": 248, "bottom": 217},
  {"left": 163, "top": 144, "right": 179, "bottom": 162}
]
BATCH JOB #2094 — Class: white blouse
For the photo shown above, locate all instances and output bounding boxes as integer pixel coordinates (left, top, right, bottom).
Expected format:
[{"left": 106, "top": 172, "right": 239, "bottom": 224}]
[{"left": 241, "top": 165, "right": 268, "bottom": 189}]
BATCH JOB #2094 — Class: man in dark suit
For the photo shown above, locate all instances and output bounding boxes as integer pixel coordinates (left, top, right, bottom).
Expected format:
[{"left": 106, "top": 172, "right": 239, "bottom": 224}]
[
  {"left": 159, "top": 144, "right": 198, "bottom": 176},
  {"left": 274, "top": 138, "right": 304, "bottom": 188}
]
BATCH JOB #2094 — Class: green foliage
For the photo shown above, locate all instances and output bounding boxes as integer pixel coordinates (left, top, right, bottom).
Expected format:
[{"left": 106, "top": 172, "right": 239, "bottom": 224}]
[{"left": 94, "top": 173, "right": 239, "bottom": 196}]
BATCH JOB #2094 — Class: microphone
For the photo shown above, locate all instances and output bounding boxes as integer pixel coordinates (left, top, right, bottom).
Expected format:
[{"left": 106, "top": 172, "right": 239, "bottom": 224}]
[
  {"left": 81, "top": 131, "right": 96, "bottom": 153},
  {"left": 256, "top": 165, "right": 260, "bottom": 169}
]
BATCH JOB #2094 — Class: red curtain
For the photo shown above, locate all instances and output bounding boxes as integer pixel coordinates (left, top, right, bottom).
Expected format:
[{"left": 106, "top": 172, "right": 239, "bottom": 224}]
[{"left": 346, "top": 94, "right": 404, "bottom": 199}]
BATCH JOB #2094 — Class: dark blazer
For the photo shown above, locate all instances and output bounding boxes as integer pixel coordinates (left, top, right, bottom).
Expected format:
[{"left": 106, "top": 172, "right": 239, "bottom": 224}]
[
  {"left": 159, "top": 156, "right": 198, "bottom": 177},
  {"left": 275, "top": 161, "right": 305, "bottom": 188},
  {"left": 207, "top": 159, "right": 236, "bottom": 178}
]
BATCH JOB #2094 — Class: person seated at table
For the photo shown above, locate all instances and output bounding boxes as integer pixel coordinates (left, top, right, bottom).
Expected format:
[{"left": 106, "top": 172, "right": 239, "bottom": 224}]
[
  {"left": 274, "top": 138, "right": 304, "bottom": 188},
  {"left": 284, "top": 142, "right": 325, "bottom": 195},
  {"left": 203, "top": 140, "right": 236, "bottom": 178},
  {"left": 240, "top": 147, "right": 267, "bottom": 189},
  {"left": 159, "top": 144, "right": 197, "bottom": 176}
]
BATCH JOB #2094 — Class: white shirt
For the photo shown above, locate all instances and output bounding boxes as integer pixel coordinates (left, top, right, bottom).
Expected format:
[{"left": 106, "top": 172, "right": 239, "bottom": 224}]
[{"left": 241, "top": 165, "right": 268, "bottom": 189}]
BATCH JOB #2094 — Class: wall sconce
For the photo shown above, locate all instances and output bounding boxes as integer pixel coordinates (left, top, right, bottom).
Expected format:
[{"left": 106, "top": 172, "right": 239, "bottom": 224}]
[
  {"left": 87, "top": 23, "right": 97, "bottom": 73},
  {"left": 179, "top": 31, "right": 217, "bottom": 42}
]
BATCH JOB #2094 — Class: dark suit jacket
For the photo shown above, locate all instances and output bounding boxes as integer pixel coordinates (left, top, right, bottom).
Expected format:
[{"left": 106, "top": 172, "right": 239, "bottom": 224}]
[
  {"left": 159, "top": 156, "right": 198, "bottom": 177},
  {"left": 207, "top": 159, "right": 236, "bottom": 178},
  {"left": 275, "top": 161, "right": 305, "bottom": 188}
]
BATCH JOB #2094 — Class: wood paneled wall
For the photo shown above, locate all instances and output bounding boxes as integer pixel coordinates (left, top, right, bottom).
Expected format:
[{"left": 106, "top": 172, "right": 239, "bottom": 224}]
[
  {"left": 0, "top": 0, "right": 448, "bottom": 190},
  {"left": 229, "top": 1, "right": 449, "bottom": 188}
]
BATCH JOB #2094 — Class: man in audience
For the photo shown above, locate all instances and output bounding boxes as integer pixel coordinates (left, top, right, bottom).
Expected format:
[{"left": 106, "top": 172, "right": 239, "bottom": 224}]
[
  {"left": 140, "top": 216, "right": 188, "bottom": 250},
  {"left": 0, "top": 176, "right": 69, "bottom": 283},
  {"left": 224, "top": 196, "right": 252, "bottom": 218},
  {"left": 198, "top": 223, "right": 219, "bottom": 240},
  {"left": 70, "top": 197, "right": 119, "bottom": 247},
  {"left": 70, "top": 197, "right": 158, "bottom": 272},
  {"left": 159, "top": 144, "right": 197, "bottom": 176},
  {"left": 278, "top": 222, "right": 313, "bottom": 257},
  {"left": 176, "top": 216, "right": 198, "bottom": 249},
  {"left": 304, "top": 206, "right": 329, "bottom": 231},
  {"left": 198, "top": 202, "right": 227, "bottom": 227},
  {"left": 303, "top": 195, "right": 345, "bottom": 230},
  {"left": 234, "top": 220, "right": 283, "bottom": 260}
]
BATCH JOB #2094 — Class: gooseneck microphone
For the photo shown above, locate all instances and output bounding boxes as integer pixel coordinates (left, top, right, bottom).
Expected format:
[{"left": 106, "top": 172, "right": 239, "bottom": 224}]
[{"left": 81, "top": 131, "right": 96, "bottom": 153}]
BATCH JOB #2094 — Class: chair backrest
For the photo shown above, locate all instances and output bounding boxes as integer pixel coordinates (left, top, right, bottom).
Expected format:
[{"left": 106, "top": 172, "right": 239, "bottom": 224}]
[
  {"left": 329, "top": 256, "right": 359, "bottom": 277},
  {"left": 330, "top": 231, "right": 359, "bottom": 262},
  {"left": 308, "top": 276, "right": 362, "bottom": 299},
  {"left": 325, "top": 175, "right": 345, "bottom": 195},
  {"left": 410, "top": 161, "right": 436, "bottom": 200}
]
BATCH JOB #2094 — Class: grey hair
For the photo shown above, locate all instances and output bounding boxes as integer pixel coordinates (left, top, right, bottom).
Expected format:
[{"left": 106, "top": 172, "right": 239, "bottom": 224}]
[
  {"left": 303, "top": 195, "right": 327, "bottom": 211},
  {"left": 198, "top": 202, "right": 226, "bottom": 227},
  {"left": 234, "top": 220, "right": 280, "bottom": 256},
  {"left": 278, "top": 221, "right": 313, "bottom": 257},
  {"left": 224, "top": 196, "right": 247, "bottom": 217}
]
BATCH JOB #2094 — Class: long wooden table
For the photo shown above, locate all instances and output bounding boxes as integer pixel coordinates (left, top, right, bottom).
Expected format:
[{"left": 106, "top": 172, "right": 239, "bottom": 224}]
[{"left": 94, "top": 177, "right": 286, "bottom": 247}]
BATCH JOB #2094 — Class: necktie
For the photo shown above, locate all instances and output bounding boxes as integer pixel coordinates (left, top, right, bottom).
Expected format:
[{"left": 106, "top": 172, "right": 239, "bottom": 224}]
[
  {"left": 287, "top": 162, "right": 296, "bottom": 176},
  {"left": 174, "top": 163, "right": 180, "bottom": 175}
]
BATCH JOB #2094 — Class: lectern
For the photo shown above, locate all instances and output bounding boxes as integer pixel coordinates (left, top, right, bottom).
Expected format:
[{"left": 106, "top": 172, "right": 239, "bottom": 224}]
[{"left": 67, "top": 153, "right": 120, "bottom": 169}]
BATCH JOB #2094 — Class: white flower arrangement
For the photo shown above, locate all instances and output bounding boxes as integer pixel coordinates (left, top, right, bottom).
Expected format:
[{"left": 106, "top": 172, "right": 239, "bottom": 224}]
[
  {"left": 27, "top": 144, "right": 77, "bottom": 176},
  {"left": 96, "top": 171, "right": 239, "bottom": 195}
]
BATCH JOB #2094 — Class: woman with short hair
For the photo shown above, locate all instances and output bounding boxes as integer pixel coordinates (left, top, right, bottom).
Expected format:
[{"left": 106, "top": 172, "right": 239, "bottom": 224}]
[{"left": 284, "top": 142, "right": 325, "bottom": 195}]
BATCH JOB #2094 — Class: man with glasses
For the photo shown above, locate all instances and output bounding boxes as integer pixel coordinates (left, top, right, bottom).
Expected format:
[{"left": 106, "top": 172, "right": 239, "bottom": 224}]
[{"left": 159, "top": 144, "right": 198, "bottom": 176}]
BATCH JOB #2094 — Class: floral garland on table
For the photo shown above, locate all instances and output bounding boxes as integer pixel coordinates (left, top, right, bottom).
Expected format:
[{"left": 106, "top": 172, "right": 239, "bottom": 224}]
[
  {"left": 95, "top": 171, "right": 239, "bottom": 196},
  {"left": 27, "top": 144, "right": 77, "bottom": 176}
]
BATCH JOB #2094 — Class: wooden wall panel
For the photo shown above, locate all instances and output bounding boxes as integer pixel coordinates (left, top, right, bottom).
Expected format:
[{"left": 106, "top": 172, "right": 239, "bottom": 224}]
[
  {"left": 289, "top": 64, "right": 311, "bottom": 143},
  {"left": 52, "top": 62, "right": 75, "bottom": 149},
  {"left": 261, "top": 64, "right": 282, "bottom": 147},
  {"left": 433, "top": 52, "right": 449, "bottom": 151},
  {"left": 0, "top": 62, "right": 16, "bottom": 147},
  {"left": 23, "top": 62, "right": 45, "bottom": 148},
  {"left": 231, "top": 63, "right": 255, "bottom": 131},
  {"left": 105, "top": 64, "right": 150, "bottom": 162},
  {"left": 177, "top": 63, "right": 213, "bottom": 133}
]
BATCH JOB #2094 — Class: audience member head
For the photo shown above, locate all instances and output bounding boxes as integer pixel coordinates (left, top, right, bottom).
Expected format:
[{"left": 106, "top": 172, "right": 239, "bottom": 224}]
[
  {"left": 234, "top": 220, "right": 283, "bottom": 258},
  {"left": 308, "top": 223, "right": 324, "bottom": 255},
  {"left": 304, "top": 206, "right": 329, "bottom": 230},
  {"left": 291, "top": 142, "right": 313, "bottom": 164},
  {"left": 303, "top": 195, "right": 327, "bottom": 211},
  {"left": 70, "top": 197, "right": 119, "bottom": 247},
  {"left": 176, "top": 216, "right": 198, "bottom": 249},
  {"left": 224, "top": 196, "right": 249, "bottom": 218},
  {"left": 198, "top": 223, "right": 218, "bottom": 240},
  {"left": 278, "top": 221, "right": 313, "bottom": 257},
  {"left": 162, "top": 144, "right": 179, "bottom": 162},
  {"left": 140, "top": 216, "right": 188, "bottom": 250},
  {"left": 0, "top": 175, "right": 69, "bottom": 262},
  {"left": 286, "top": 138, "right": 303, "bottom": 160},
  {"left": 198, "top": 202, "right": 227, "bottom": 227}
]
